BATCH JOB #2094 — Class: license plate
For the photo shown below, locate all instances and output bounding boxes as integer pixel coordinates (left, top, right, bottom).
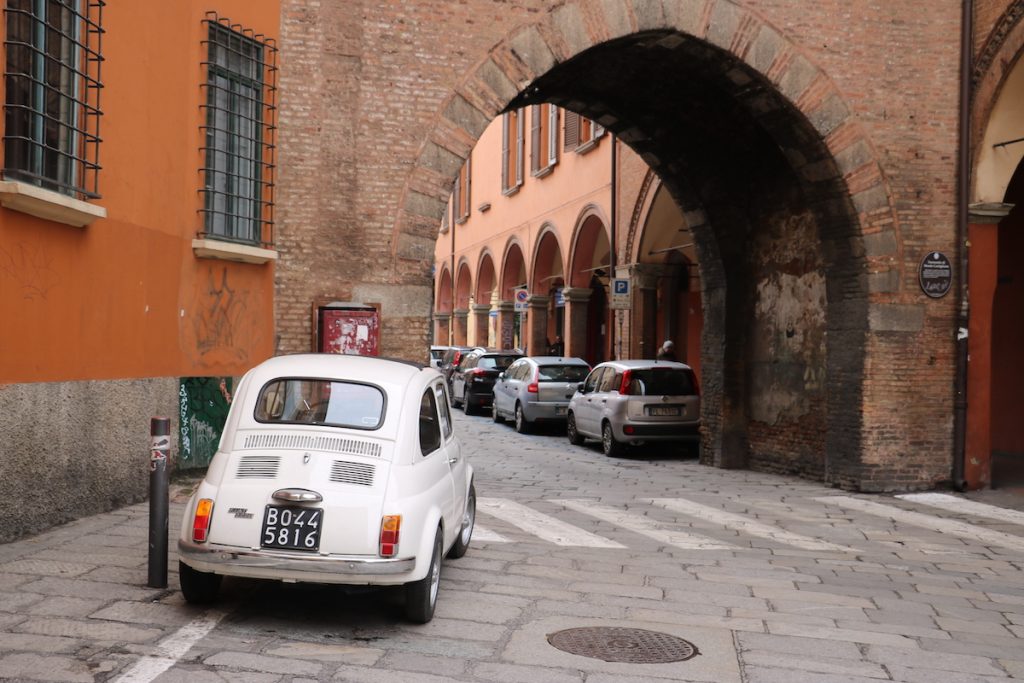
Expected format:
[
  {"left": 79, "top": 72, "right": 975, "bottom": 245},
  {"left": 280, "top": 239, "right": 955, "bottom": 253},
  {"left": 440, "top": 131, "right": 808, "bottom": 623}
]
[
  {"left": 261, "top": 505, "right": 323, "bottom": 551},
  {"left": 648, "top": 405, "right": 681, "bottom": 417}
]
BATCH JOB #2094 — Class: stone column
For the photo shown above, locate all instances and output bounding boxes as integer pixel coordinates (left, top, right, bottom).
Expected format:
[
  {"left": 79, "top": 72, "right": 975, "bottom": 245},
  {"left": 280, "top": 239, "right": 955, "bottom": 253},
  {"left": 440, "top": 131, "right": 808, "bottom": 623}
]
[
  {"left": 527, "top": 295, "right": 550, "bottom": 356},
  {"left": 495, "top": 300, "right": 516, "bottom": 350},
  {"left": 433, "top": 313, "right": 451, "bottom": 345},
  {"left": 629, "top": 264, "right": 660, "bottom": 359},
  {"left": 471, "top": 304, "right": 491, "bottom": 348},
  {"left": 562, "top": 287, "right": 592, "bottom": 359},
  {"left": 452, "top": 309, "right": 469, "bottom": 346}
]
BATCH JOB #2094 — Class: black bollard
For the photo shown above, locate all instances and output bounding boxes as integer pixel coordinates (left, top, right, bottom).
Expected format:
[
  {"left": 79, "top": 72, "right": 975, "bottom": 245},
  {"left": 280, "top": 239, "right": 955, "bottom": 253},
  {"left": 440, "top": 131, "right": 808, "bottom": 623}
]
[{"left": 148, "top": 417, "right": 171, "bottom": 588}]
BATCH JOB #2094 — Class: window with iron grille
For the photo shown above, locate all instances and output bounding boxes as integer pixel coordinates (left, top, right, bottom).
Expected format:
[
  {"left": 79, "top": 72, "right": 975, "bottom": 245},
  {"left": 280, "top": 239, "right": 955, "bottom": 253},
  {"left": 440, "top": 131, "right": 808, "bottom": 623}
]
[
  {"left": 199, "top": 15, "right": 277, "bottom": 248},
  {"left": 3, "top": 0, "right": 103, "bottom": 200}
]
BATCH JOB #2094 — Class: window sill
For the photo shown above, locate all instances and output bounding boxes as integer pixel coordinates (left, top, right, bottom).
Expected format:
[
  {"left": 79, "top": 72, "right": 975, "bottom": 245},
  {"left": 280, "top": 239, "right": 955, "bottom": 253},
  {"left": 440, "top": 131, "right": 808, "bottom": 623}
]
[
  {"left": 575, "top": 139, "right": 599, "bottom": 155},
  {"left": 0, "top": 180, "right": 106, "bottom": 227},
  {"left": 192, "top": 238, "right": 278, "bottom": 264},
  {"left": 502, "top": 184, "right": 522, "bottom": 197},
  {"left": 531, "top": 164, "right": 555, "bottom": 179}
]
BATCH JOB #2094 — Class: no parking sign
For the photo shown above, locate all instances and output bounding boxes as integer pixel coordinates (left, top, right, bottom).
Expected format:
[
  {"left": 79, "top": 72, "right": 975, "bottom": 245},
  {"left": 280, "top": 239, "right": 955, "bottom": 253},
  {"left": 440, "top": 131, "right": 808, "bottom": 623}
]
[{"left": 514, "top": 288, "right": 529, "bottom": 311}]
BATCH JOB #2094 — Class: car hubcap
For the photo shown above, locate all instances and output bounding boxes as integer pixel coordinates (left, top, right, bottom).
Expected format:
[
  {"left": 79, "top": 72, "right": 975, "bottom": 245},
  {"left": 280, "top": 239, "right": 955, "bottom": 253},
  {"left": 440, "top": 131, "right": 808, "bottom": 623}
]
[
  {"left": 568, "top": 417, "right": 576, "bottom": 439},
  {"left": 461, "top": 497, "right": 475, "bottom": 545},
  {"left": 516, "top": 407, "right": 523, "bottom": 429},
  {"left": 603, "top": 427, "right": 611, "bottom": 452}
]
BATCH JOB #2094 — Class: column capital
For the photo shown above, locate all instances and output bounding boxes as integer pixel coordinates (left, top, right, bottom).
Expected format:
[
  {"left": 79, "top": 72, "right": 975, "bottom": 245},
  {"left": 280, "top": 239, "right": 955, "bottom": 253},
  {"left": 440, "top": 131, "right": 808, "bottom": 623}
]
[
  {"left": 495, "top": 300, "right": 515, "bottom": 313},
  {"left": 433, "top": 312, "right": 451, "bottom": 323},
  {"left": 452, "top": 308, "right": 469, "bottom": 320},
  {"left": 969, "top": 202, "right": 1014, "bottom": 224},
  {"left": 470, "top": 303, "right": 491, "bottom": 314},
  {"left": 561, "top": 287, "right": 592, "bottom": 304},
  {"left": 628, "top": 263, "right": 665, "bottom": 289},
  {"left": 528, "top": 295, "right": 551, "bottom": 309}
]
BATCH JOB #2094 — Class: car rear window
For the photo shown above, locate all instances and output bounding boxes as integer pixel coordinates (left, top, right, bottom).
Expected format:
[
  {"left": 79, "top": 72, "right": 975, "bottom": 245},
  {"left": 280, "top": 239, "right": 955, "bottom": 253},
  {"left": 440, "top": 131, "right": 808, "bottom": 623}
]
[
  {"left": 255, "top": 378, "right": 385, "bottom": 429},
  {"left": 479, "top": 355, "right": 519, "bottom": 370},
  {"left": 538, "top": 364, "right": 589, "bottom": 382},
  {"left": 624, "top": 368, "right": 696, "bottom": 396}
]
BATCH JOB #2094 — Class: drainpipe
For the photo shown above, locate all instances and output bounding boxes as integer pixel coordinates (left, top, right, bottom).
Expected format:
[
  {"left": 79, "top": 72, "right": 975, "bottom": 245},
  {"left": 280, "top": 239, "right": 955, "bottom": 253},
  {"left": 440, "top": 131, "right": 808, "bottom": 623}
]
[
  {"left": 450, "top": 200, "right": 456, "bottom": 345},
  {"left": 952, "top": 0, "right": 972, "bottom": 491},
  {"left": 609, "top": 134, "right": 618, "bottom": 359}
]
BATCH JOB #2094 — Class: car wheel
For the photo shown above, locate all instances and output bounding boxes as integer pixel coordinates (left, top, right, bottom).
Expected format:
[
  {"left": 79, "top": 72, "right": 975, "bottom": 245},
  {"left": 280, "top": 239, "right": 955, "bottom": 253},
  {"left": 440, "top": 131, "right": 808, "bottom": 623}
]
[
  {"left": 447, "top": 482, "right": 475, "bottom": 559},
  {"left": 492, "top": 402, "right": 504, "bottom": 423},
  {"left": 451, "top": 391, "right": 462, "bottom": 409},
  {"left": 514, "top": 403, "right": 530, "bottom": 434},
  {"left": 405, "top": 526, "right": 443, "bottom": 623},
  {"left": 179, "top": 560, "right": 221, "bottom": 604},
  {"left": 602, "top": 421, "right": 627, "bottom": 458},
  {"left": 567, "top": 413, "right": 584, "bottom": 445},
  {"left": 463, "top": 395, "right": 476, "bottom": 415}
]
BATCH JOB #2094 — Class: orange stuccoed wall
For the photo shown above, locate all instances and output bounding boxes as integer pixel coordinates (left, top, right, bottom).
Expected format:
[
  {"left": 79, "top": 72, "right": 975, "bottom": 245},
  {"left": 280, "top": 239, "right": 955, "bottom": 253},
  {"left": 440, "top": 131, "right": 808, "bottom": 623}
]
[{"left": 0, "top": 1, "right": 278, "bottom": 384}]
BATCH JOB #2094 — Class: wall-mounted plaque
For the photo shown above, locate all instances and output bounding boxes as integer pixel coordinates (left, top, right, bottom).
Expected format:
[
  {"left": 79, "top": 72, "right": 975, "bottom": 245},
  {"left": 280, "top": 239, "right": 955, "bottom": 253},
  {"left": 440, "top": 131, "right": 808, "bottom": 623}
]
[{"left": 919, "top": 252, "right": 952, "bottom": 299}]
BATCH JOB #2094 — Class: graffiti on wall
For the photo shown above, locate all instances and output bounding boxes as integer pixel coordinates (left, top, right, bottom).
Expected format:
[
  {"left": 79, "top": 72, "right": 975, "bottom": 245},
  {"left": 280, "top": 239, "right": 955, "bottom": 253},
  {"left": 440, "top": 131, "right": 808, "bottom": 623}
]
[
  {"left": 191, "top": 267, "right": 256, "bottom": 364},
  {"left": 0, "top": 243, "right": 58, "bottom": 300},
  {"left": 179, "top": 377, "right": 233, "bottom": 470}
]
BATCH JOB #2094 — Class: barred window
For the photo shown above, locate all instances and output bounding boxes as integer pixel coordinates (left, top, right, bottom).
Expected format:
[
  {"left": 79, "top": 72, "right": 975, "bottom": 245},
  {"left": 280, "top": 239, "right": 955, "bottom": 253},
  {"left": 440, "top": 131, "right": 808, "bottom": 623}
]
[
  {"left": 199, "top": 15, "right": 277, "bottom": 248},
  {"left": 3, "top": 0, "right": 103, "bottom": 199}
]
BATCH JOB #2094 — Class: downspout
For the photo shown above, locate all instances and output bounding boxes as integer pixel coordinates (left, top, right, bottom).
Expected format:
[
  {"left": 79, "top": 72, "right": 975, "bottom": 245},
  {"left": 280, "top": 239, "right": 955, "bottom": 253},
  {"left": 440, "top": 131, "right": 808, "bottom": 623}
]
[
  {"left": 952, "top": 0, "right": 972, "bottom": 491},
  {"left": 609, "top": 134, "right": 618, "bottom": 359},
  {"left": 450, "top": 199, "right": 456, "bottom": 345}
]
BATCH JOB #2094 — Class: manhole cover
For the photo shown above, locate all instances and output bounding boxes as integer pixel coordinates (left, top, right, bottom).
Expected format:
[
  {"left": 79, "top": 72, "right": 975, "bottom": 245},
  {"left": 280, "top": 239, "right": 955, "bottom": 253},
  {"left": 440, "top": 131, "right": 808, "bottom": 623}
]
[{"left": 546, "top": 626, "right": 699, "bottom": 664}]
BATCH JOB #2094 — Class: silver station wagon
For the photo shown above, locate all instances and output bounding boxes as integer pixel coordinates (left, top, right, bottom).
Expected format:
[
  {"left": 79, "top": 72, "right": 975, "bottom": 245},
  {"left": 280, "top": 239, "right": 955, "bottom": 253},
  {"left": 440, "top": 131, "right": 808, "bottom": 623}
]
[
  {"left": 492, "top": 356, "right": 591, "bottom": 432},
  {"left": 177, "top": 354, "right": 475, "bottom": 623},
  {"left": 567, "top": 359, "right": 701, "bottom": 457}
]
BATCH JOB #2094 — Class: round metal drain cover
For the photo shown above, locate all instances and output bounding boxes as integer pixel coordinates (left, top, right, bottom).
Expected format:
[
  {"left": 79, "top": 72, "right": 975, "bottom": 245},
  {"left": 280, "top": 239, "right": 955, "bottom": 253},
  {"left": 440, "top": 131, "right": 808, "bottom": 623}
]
[{"left": 547, "top": 627, "right": 699, "bottom": 664}]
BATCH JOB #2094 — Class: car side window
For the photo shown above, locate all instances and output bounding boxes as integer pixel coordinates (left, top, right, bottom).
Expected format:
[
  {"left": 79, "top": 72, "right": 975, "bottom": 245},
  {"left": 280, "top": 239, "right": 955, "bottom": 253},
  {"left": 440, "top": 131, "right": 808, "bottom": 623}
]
[
  {"left": 434, "top": 383, "right": 453, "bottom": 439},
  {"left": 419, "top": 389, "right": 442, "bottom": 456},
  {"left": 514, "top": 362, "right": 529, "bottom": 381},
  {"left": 583, "top": 368, "right": 604, "bottom": 393},
  {"left": 599, "top": 371, "right": 621, "bottom": 393}
]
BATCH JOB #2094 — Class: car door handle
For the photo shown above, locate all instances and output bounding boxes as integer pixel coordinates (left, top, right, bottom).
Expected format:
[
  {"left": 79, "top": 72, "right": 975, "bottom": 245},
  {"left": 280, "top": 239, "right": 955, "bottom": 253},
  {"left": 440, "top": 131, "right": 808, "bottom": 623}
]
[{"left": 448, "top": 456, "right": 459, "bottom": 464}]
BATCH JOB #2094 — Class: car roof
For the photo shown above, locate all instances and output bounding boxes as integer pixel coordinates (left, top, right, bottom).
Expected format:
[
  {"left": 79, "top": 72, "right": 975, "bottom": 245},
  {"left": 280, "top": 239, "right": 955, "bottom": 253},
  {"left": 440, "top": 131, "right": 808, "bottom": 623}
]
[
  {"left": 592, "top": 359, "right": 694, "bottom": 370},
  {"left": 526, "top": 356, "right": 589, "bottom": 364},
  {"left": 247, "top": 353, "right": 430, "bottom": 383}
]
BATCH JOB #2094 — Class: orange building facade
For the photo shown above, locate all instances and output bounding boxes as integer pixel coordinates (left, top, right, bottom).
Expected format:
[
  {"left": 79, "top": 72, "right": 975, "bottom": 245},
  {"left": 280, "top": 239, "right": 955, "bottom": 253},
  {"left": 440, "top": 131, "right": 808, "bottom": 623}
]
[
  {"left": 433, "top": 107, "right": 703, "bottom": 377},
  {"left": 0, "top": 2, "right": 279, "bottom": 542}
]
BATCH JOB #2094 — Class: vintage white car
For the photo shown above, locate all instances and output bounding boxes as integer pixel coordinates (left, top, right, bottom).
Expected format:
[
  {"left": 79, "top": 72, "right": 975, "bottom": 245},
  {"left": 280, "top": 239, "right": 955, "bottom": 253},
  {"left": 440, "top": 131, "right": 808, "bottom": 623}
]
[{"left": 177, "top": 353, "right": 475, "bottom": 623}]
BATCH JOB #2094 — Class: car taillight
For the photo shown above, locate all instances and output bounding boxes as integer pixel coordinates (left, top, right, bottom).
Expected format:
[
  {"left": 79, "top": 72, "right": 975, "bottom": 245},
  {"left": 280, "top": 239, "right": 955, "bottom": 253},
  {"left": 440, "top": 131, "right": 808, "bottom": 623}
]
[
  {"left": 619, "top": 370, "right": 633, "bottom": 395},
  {"left": 527, "top": 381, "right": 539, "bottom": 393},
  {"left": 379, "top": 515, "right": 401, "bottom": 557},
  {"left": 192, "top": 498, "right": 214, "bottom": 543}
]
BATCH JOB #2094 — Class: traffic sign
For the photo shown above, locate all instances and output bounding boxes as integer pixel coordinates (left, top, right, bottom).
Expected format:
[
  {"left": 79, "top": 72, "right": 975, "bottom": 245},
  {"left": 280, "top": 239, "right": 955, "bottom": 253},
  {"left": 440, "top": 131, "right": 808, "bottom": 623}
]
[
  {"left": 514, "top": 288, "right": 530, "bottom": 311},
  {"left": 610, "top": 278, "right": 630, "bottom": 310}
]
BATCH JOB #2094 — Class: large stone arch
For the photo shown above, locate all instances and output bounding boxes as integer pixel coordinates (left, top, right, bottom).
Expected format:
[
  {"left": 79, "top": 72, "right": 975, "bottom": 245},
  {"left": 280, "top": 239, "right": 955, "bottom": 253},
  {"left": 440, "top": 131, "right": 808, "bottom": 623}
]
[{"left": 384, "top": 1, "right": 912, "bottom": 487}]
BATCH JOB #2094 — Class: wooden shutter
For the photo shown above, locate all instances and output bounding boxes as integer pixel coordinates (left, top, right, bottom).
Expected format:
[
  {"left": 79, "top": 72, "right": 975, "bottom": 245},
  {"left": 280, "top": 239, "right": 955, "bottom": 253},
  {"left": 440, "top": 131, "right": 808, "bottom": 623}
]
[
  {"left": 564, "top": 111, "right": 579, "bottom": 150},
  {"left": 501, "top": 112, "right": 510, "bottom": 190},
  {"left": 515, "top": 108, "right": 524, "bottom": 186},
  {"left": 530, "top": 104, "right": 541, "bottom": 173},
  {"left": 548, "top": 105, "right": 558, "bottom": 166}
]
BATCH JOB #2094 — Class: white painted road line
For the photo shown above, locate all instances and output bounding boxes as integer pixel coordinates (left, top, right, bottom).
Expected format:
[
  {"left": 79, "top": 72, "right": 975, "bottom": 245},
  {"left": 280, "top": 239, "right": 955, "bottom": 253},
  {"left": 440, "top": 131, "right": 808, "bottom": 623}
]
[
  {"left": 814, "top": 496, "right": 1024, "bottom": 553},
  {"left": 472, "top": 524, "right": 511, "bottom": 543},
  {"left": 897, "top": 492, "right": 1024, "bottom": 528},
  {"left": 111, "top": 609, "right": 229, "bottom": 683},
  {"left": 559, "top": 499, "right": 735, "bottom": 550},
  {"left": 650, "top": 498, "right": 856, "bottom": 553},
  {"left": 477, "top": 498, "right": 625, "bottom": 547}
]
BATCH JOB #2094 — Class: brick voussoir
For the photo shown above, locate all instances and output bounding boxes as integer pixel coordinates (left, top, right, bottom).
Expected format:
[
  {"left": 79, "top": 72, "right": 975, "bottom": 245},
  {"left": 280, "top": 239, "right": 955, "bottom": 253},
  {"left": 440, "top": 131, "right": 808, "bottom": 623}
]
[{"left": 598, "top": 0, "right": 635, "bottom": 39}]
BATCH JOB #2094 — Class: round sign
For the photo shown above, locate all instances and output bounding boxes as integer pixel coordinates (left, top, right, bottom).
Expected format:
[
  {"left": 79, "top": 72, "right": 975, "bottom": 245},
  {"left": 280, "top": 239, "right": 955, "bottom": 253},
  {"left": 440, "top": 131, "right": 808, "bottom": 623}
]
[
  {"left": 919, "top": 252, "right": 952, "bottom": 299},
  {"left": 515, "top": 289, "right": 529, "bottom": 302}
]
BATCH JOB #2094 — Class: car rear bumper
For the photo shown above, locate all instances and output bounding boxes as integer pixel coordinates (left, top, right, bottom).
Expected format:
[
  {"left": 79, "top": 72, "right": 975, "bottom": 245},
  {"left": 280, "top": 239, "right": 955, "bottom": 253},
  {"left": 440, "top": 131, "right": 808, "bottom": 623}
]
[
  {"left": 179, "top": 539, "right": 416, "bottom": 584},
  {"left": 616, "top": 422, "right": 701, "bottom": 442},
  {"left": 525, "top": 401, "right": 570, "bottom": 422}
]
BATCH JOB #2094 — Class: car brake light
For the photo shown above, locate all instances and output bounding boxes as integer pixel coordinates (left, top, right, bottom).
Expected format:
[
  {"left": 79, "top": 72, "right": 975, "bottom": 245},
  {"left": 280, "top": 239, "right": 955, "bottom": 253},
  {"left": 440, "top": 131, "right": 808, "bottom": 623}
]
[
  {"left": 527, "top": 381, "right": 538, "bottom": 393},
  {"left": 619, "top": 370, "right": 633, "bottom": 395},
  {"left": 624, "top": 425, "right": 635, "bottom": 434},
  {"left": 192, "top": 498, "right": 214, "bottom": 543},
  {"left": 379, "top": 515, "right": 401, "bottom": 557}
]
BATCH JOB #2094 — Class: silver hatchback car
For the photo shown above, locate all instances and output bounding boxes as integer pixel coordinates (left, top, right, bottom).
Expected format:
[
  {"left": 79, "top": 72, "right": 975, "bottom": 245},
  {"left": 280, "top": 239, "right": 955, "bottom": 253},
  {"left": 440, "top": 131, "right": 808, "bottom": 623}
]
[
  {"left": 567, "top": 359, "right": 700, "bottom": 457},
  {"left": 492, "top": 356, "right": 591, "bottom": 432}
]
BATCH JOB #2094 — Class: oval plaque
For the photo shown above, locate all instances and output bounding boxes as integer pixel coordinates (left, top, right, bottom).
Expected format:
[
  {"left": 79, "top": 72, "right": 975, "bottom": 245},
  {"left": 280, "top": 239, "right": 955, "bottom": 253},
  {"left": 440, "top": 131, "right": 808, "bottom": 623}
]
[{"left": 919, "top": 251, "right": 952, "bottom": 299}]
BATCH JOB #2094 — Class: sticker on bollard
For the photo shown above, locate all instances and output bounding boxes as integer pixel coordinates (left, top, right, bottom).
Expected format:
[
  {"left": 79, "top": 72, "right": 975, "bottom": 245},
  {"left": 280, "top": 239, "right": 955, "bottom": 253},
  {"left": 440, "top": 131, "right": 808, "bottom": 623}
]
[{"left": 148, "top": 417, "right": 171, "bottom": 588}]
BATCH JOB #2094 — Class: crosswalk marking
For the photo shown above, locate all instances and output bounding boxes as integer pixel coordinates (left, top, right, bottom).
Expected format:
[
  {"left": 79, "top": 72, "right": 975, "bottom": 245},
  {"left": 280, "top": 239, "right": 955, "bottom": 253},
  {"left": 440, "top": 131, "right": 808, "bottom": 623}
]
[
  {"left": 650, "top": 498, "right": 856, "bottom": 552},
  {"left": 472, "top": 525, "right": 510, "bottom": 543},
  {"left": 560, "top": 499, "right": 735, "bottom": 550},
  {"left": 814, "top": 496, "right": 1024, "bottom": 553},
  {"left": 896, "top": 492, "right": 1024, "bottom": 528},
  {"left": 477, "top": 498, "right": 625, "bottom": 548}
]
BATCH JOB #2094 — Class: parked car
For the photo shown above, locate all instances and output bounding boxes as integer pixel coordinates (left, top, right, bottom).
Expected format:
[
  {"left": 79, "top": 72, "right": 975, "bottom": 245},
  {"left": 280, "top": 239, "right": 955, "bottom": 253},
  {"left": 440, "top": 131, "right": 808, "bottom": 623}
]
[
  {"left": 492, "top": 356, "right": 591, "bottom": 433},
  {"left": 439, "top": 346, "right": 477, "bottom": 394},
  {"left": 177, "top": 353, "right": 475, "bottom": 623},
  {"left": 450, "top": 349, "right": 523, "bottom": 415},
  {"left": 567, "top": 359, "right": 701, "bottom": 457},
  {"left": 429, "top": 345, "right": 451, "bottom": 369}
]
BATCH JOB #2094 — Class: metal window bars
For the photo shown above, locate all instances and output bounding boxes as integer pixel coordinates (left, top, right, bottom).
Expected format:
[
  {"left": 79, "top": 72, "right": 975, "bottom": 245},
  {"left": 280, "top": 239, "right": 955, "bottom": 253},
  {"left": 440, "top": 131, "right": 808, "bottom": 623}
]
[
  {"left": 2, "top": 0, "right": 104, "bottom": 200},
  {"left": 198, "top": 13, "right": 277, "bottom": 249}
]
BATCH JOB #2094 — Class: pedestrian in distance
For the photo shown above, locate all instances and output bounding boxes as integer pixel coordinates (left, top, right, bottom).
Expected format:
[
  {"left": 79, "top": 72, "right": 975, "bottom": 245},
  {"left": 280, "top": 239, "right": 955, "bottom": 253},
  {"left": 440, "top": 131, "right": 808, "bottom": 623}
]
[
  {"left": 656, "top": 339, "right": 677, "bottom": 362},
  {"left": 548, "top": 335, "right": 565, "bottom": 356}
]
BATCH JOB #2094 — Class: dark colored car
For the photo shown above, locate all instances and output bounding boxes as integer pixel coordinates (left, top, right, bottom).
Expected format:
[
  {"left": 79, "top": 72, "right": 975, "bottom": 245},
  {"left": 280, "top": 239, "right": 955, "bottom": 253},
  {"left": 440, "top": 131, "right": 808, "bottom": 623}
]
[
  {"left": 450, "top": 350, "right": 523, "bottom": 415},
  {"left": 439, "top": 346, "right": 477, "bottom": 394}
]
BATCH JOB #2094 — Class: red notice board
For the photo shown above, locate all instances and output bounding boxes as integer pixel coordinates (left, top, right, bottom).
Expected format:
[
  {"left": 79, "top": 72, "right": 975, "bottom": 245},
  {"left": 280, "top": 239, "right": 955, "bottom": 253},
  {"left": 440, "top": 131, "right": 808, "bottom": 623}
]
[{"left": 317, "top": 306, "right": 380, "bottom": 356}]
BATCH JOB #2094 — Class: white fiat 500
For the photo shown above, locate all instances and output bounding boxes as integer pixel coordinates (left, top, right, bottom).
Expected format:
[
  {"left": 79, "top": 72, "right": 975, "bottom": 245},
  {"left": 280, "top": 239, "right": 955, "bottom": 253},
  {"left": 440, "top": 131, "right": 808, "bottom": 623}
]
[{"left": 177, "top": 354, "right": 475, "bottom": 623}]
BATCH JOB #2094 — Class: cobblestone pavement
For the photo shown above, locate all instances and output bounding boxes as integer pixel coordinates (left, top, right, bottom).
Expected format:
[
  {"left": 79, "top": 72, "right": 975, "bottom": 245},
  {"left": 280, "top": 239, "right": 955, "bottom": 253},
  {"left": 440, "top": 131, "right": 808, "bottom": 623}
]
[{"left": 1, "top": 409, "right": 1023, "bottom": 682}]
